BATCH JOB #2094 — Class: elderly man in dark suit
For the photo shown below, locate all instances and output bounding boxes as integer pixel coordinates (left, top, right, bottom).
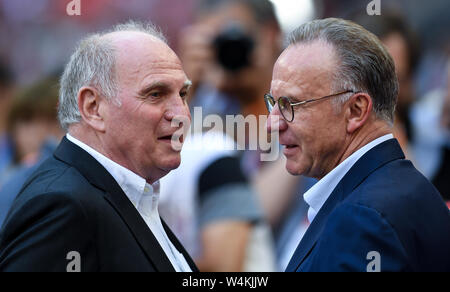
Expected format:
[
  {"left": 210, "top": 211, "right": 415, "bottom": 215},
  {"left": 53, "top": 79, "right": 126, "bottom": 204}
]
[
  {"left": 265, "top": 18, "right": 450, "bottom": 272},
  {"left": 0, "top": 21, "right": 197, "bottom": 272}
]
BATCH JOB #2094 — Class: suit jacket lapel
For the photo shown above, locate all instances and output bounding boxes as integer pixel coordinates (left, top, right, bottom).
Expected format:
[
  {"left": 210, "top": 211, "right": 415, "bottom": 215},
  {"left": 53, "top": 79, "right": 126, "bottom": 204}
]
[
  {"left": 102, "top": 190, "right": 175, "bottom": 272},
  {"left": 285, "top": 183, "right": 345, "bottom": 271},
  {"left": 54, "top": 137, "right": 175, "bottom": 272},
  {"left": 286, "top": 139, "right": 405, "bottom": 272},
  {"left": 162, "top": 219, "right": 199, "bottom": 272}
]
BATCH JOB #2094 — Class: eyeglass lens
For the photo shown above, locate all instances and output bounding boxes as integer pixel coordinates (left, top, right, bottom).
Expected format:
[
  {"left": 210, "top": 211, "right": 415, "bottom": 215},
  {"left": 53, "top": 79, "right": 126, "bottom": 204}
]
[{"left": 279, "top": 96, "right": 293, "bottom": 121}]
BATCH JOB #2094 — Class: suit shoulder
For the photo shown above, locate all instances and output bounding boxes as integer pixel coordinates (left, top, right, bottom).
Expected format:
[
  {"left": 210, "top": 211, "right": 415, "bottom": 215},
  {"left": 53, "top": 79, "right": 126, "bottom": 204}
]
[
  {"left": 311, "top": 202, "right": 411, "bottom": 271},
  {"left": 348, "top": 159, "right": 446, "bottom": 214},
  {"left": 344, "top": 159, "right": 450, "bottom": 271},
  {"left": 0, "top": 187, "right": 97, "bottom": 272},
  {"left": 17, "top": 156, "right": 103, "bottom": 202},
  {"left": 10, "top": 156, "right": 106, "bottom": 225},
  {"left": 1, "top": 157, "right": 100, "bottom": 247}
]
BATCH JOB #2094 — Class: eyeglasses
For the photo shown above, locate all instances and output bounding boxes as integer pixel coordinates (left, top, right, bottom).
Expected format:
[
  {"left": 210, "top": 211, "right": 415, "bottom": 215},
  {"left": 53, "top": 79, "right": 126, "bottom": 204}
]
[{"left": 264, "top": 90, "right": 355, "bottom": 122}]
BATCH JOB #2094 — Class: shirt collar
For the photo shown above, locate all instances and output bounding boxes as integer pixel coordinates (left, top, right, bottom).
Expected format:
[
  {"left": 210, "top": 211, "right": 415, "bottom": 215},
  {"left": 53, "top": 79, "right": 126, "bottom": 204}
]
[
  {"left": 66, "top": 134, "right": 159, "bottom": 211},
  {"left": 303, "top": 134, "right": 394, "bottom": 223}
]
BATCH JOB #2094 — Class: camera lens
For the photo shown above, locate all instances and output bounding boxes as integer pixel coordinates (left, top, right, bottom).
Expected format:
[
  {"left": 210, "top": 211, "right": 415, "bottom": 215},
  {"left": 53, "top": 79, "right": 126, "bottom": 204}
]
[{"left": 213, "top": 23, "right": 255, "bottom": 72}]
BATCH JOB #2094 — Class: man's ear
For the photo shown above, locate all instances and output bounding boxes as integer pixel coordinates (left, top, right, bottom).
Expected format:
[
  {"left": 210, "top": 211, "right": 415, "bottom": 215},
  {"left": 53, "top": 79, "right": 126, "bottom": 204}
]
[
  {"left": 77, "top": 86, "right": 106, "bottom": 132},
  {"left": 345, "top": 92, "right": 373, "bottom": 133}
]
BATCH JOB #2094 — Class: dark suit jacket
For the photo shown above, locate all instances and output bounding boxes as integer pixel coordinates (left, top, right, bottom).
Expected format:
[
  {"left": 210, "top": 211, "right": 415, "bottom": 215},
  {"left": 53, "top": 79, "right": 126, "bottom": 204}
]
[
  {"left": 0, "top": 137, "right": 198, "bottom": 272},
  {"left": 286, "top": 139, "right": 450, "bottom": 272}
]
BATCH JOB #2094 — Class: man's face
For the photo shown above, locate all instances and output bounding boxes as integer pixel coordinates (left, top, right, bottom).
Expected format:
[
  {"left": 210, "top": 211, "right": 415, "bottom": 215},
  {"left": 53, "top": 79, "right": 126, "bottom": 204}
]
[
  {"left": 103, "top": 32, "right": 191, "bottom": 183},
  {"left": 12, "top": 119, "right": 53, "bottom": 163},
  {"left": 268, "top": 41, "right": 348, "bottom": 179}
]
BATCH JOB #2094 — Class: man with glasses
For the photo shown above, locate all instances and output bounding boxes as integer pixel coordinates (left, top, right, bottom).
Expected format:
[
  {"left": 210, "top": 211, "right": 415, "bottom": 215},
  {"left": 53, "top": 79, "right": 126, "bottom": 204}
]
[{"left": 266, "top": 18, "right": 450, "bottom": 272}]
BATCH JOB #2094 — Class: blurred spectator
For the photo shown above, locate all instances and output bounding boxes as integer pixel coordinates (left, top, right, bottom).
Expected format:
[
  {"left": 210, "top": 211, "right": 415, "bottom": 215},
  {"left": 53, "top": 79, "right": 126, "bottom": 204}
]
[
  {"left": 409, "top": 51, "right": 450, "bottom": 201},
  {"left": 0, "top": 78, "right": 63, "bottom": 226},
  {"left": 5, "top": 78, "right": 61, "bottom": 167},
  {"left": 254, "top": 158, "right": 317, "bottom": 271},
  {"left": 353, "top": 12, "right": 421, "bottom": 158},
  {"left": 180, "top": 0, "right": 281, "bottom": 120},
  {"left": 430, "top": 58, "right": 450, "bottom": 202},
  {"left": 443, "top": 62, "right": 450, "bottom": 132},
  {"left": 0, "top": 61, "right": 15, "bottom": 177}
]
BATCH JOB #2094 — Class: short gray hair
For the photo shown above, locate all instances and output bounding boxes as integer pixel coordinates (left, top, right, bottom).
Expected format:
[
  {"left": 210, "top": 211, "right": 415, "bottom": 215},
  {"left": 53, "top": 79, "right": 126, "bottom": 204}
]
[
  {"left": 58, "top": 20, "right": 167, "bottom": 131},
  {"left": 287, "top": 18, "right": 398, "bottom": 125}
]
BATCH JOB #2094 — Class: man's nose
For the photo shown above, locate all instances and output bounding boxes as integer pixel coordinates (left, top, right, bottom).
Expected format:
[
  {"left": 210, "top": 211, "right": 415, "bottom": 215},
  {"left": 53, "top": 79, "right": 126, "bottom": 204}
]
[
  {"left": 164, "top": 96, "right": 191, "bottom": 122},
  {"left": 266, "top": 105, "right": 287, "bottom": 133}
]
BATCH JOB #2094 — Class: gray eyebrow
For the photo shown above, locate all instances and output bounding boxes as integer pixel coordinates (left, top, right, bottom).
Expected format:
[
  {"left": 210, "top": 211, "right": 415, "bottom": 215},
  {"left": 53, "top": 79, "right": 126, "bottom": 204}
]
[
  {"left": 139, "top": 80, "right": 192, "bottom": 96},
  {"left": 183, "top": 80, "right": 192, "bottom": 90}
]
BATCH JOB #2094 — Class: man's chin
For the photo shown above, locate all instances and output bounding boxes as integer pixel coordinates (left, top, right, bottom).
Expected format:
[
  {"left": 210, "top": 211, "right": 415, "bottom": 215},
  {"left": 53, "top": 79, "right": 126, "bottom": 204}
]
[
  {"left": 285, "top": 158, "right": 314, "bottom": 177},
  {"left": 161, "top": 155, "right": 182, "bottom": 171},
  {"left": 152, "top": 157, "right": 181, "bottom": 182},
  {"left": 285, "top": 160, "right": 302, "bottom": 176}
]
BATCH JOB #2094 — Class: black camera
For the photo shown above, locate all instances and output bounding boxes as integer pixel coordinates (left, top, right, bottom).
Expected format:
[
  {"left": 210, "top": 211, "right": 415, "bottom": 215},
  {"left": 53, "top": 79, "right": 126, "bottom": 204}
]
[{"left": 212, "top": 23, "right": 255, "bottom": 72}]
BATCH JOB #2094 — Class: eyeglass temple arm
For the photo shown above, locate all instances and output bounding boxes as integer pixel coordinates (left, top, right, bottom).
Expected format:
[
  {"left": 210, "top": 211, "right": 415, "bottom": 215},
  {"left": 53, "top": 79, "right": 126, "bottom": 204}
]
[{"left": 290, "top": 90, "right": 356, "bottom": 106}]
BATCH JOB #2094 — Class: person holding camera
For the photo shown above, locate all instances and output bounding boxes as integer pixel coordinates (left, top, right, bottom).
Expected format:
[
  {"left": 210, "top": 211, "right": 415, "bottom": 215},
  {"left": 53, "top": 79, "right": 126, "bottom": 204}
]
[{"left": 180, "top": 0, "right": 281, "bottom": 120}]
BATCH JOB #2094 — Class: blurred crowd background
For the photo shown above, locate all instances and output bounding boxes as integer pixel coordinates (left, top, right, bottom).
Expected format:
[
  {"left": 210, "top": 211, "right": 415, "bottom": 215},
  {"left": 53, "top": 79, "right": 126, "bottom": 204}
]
[{"left": 0, "top": 0, "right": 449, "bottom": 272}]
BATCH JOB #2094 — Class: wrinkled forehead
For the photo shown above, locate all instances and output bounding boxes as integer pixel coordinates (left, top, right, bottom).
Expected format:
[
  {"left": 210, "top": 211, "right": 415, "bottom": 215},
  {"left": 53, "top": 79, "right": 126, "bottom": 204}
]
[
  {"left": 115, "top": 32, "right": 179, "bottom": 64},
  {"left": 106, "top": 31, "right": 185, "bottom": 83}
]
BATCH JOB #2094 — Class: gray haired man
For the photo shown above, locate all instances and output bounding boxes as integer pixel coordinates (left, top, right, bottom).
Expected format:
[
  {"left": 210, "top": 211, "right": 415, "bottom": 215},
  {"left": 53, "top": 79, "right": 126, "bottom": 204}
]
[
  {"left": 266, "top": 18, "right": 450, "bottom": 272},
  {"left": 0, "top": 21, "right": 198, "bottom": 272}
]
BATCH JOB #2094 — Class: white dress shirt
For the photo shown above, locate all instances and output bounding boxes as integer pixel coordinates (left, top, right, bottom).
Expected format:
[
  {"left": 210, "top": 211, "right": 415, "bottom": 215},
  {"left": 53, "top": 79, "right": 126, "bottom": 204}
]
[
  {"left": 66, "top": 134, "right": 192, "bottom": 272},
  {"left": 303, "top": 134, "right": 394, "bottom": 224}
]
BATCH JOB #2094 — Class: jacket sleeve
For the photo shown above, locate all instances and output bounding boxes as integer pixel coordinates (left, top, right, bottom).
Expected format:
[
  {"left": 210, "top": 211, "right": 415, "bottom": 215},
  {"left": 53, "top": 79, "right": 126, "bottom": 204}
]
[
  {"left": 300, "top": 203, "right": 412, "bottom": 272},
  {"left": 0, "top": 192, "right": 98, "bottom": 272}
]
